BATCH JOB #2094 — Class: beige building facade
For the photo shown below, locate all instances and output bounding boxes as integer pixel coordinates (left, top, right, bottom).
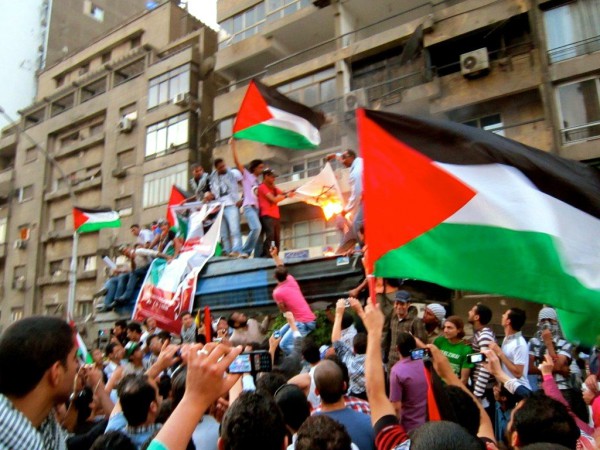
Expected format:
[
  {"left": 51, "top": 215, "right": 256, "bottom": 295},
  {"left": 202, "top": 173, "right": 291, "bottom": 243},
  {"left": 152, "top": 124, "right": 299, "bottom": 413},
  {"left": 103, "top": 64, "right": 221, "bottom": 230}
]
[{"left": 0, "top": 1, "right": 217, "bottom": 332}]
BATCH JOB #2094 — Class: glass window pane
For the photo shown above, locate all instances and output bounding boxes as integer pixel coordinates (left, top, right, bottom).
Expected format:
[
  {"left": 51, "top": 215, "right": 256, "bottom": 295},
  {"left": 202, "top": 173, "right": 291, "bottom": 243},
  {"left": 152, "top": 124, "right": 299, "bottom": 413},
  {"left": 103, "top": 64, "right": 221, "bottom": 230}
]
[
  {"left": 233, "top": 14, "right": 243, "bottom": 33},
  {"left": 148, "top": 85, "right": 158, "bottom": 108},
  {"left": 146, "top": 130, "right": 157, "bottom": 156},
  {"left": 156, "top": 127, "right": 167, "bottom": 153},
  {"left": 559, "top": 80, "right": 600, "bottom": 128},
  {"left": 320, "top": 78, "right": 336, "bottom": 103},
  {"left": 303, "top": 85, "right": 318, "bottom": 106},
  {"left": 256, "top": 2, "right": 265, "bottom": 19}
]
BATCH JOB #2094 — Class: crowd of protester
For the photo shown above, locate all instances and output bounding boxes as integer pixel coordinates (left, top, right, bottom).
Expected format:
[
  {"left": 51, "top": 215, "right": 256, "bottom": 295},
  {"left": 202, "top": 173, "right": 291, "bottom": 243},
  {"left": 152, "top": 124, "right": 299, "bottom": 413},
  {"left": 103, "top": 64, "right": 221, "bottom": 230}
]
[{"left": 2, "top": 237, "right": 600, "bottom": 450}]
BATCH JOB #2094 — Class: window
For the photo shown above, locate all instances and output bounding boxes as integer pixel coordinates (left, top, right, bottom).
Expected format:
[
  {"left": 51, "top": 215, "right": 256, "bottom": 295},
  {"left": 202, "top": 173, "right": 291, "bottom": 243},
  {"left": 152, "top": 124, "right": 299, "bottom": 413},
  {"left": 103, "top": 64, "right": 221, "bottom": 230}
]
[
  {"left": 143, "top": 163, "right": 187, "bottom": 208},
  {"left": 12, "top": 265, "right": 26, "bottom": 289},
  {"left": 81, "top": 77, "right": 107, "bottom": 102},
  {"left": 131, "top": 36, "right": 142, "bottom": 49},
  {"left": 59, "top": 131, "right": 80, "bottom": 148},
  {"left": 18, "top": 185, "right": 33, "bottom": 203},
  {"left": 101, "top": 51, "right": 111, "bottom": 63},
  {"left": 10, "top": 307, "right": 23, "bottom": 322},
  {"left": 145, "top": 114, "right": 189, "bottom": 157},
  {"left": 49, "top": 260, "right": 63, "bottom": 277},
  {"left": 79, "top": 63, "right": 90, "bottom": 76},
  {"left": 55, "top": 75, "right": 65, "bottom": 88},
  {"left": 117, "top": 149, "right": 136, "bottom": 168},
  {"left": 148, "top": 64, "right": 192, "bottom": 109},
  {"left": 266, "top": 0, "right": 311, "bottom": 22},
  {"left": 84, "top": 1, "right": 104, "bottom": 21},
  {"left": 53, "top": 216, "right": 67, "bottom": 231},
  {"left": 115, "top": 195, "right": 133, "bottom": 216},
  {"left": 0, "top": 218, "right": 6, "bottom": 244},
  {"left": 24, "top": 108, "right": 45, "bottom": 128},
  {"left": 82, "top": 255, "right": 97, "bottom": 272},
  {"left": 278, "top": 68, "right": 337, "bottom": 112},
  {"left": 291, "top": 219, "right": 337, "bottom": 249},
  {"left": 557, "top": 78, "right": 600, "bottom": 143},
  {"left": 544, "top": 0, "right": 600, "bottom": 63},
  {"left": 90, "top": 122, "right": 104, "bottom": 135},
  {"left": 218, "top": 3, "right": 266, "bottom": 49},
  {"left": 462, "top": 114, "right": 504, "bottom": 136},
  {"left": 51, "top": 93, "right": 75, "bottom": 117},
  {"left": 77, "top": 300, "right": 93, "bottom": 317},
  {"left": 114, "top": 59, "right": 145, "bottom": 86},
  {"left": 25, "top": 146, "right": 37, "bottom": 163},
  {"left": 217, "top": 117, "right": 234, "bottom": 144}
]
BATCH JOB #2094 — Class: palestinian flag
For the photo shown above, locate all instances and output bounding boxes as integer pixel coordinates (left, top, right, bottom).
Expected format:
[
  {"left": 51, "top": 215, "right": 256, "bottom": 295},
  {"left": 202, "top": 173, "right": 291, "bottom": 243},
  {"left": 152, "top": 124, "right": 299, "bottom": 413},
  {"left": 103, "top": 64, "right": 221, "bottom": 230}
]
[
  {"left": 357, "top": 109, "right": 600, "bottom": 345},
  {"left": 73, "top": 207, "right": 121, "bottom": 233},
  {"left": 233, "top": 79, "right": 326, "bottom": 150},
  {"left": 167, "top": 185, "right": 189, "bottom": 227}
]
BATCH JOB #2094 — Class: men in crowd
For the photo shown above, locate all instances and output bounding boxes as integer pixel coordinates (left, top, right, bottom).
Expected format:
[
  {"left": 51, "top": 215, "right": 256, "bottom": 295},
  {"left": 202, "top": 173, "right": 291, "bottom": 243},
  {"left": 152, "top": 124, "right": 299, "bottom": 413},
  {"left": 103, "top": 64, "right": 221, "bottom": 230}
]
[
  {"left": 104, "top": 342, "right": 124, "bottom": 381},
  {"left": 185, "top": 163, "right": 211, "bottom": 203},
  {"left": 467, "top": 303, "right": 496, "bottom": 409},
  {"left": 296, "top": 415, "right": 354, "bottom": 450},
  {"left": 270, "top": 247, "right": 316, "bottom": 354},
  {"left": 180, "top": 311, "right": 197, "bottom": 344},
  {"left": 210, "top": 158, "right": 243, "bottom": 257},
  {"left": 143, "top": 335, "right": 162, "bottom": 370},
  {"left": 490, "top": 308, "right": 531, "bottom": 390},
  {"left": 123, "top": 342, "right": 145, "bottom": 376},
  {"left": 388, "top": 332, "right": 428, "bottom": 432},
  {"left": 258, "top": 168, "right": 290, "bottom": 257},
  {"left": 104, "top": 374, "right": 162, "bottom": 447},
  {"left": 332, "top": 298, "right": 367, "bottom": 399},
  {"left": 313, "top": 359, "right": 375, "bottom": 450},
  {"left": 327, "top": 149, "right": 363, "bottom": 235},
  {"left": 228, "top": 311, "right": 269, "bottom": 346},
  {"left": 422, "top": 303, "right": 446, "bottom": 343},
  {"left": 126, "top": 322, "right": 143, "bottom": 344},
  {"left": 0, "top": 316, "right": 77, "bottom": 449},
  {"left": 112, "top": 320, "right": 128, "bottom": 345},
  {"left": 231, "top": 138, "right": 265, "bottom": 258},
  {"left": 386, "top": 290, "right": 427, "bottom": 369},
  {"left": 141, "top": 317, "right": 160, "bottom": 345},
  {"left": 130, "top": 224, "right": 153, "bottom": 248}
]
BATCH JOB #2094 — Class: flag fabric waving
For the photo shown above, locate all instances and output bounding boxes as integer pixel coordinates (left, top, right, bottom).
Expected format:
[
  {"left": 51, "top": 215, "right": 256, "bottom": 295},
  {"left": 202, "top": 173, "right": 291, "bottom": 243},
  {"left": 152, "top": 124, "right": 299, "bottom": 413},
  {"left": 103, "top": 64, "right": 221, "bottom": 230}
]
[
  {"left": 167, "top": 185, "right": 190, "bottom": 227},
  {"left": 73, "top": 207, "right": 121, "bottom": 233},
  {"left": 357, "top": 108, "right": 600, "bottom": 345},
  {"left": 233, "top": 79, "right": 326, "bottom": 150},
  {"left": 294, "top": 162, "right": 345, "bottom": 219}
]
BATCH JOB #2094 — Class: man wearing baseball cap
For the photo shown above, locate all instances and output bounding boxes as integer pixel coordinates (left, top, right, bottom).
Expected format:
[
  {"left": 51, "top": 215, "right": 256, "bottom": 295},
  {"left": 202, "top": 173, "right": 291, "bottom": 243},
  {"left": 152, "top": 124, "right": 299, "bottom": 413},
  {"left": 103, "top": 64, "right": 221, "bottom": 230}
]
[{"left": 386, "top": 290, "right": 427, "bottom": 370}]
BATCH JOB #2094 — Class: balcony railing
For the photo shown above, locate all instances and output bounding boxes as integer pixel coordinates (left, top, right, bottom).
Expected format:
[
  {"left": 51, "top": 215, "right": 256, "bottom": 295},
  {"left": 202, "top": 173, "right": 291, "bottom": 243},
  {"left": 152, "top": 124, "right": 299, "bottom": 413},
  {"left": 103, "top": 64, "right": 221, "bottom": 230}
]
[
  {"left": 561, "top": 121, "right": 600, "bottom": 145},
  {"left": 548, "top": 35, "right": 600, "bottom": 64}
]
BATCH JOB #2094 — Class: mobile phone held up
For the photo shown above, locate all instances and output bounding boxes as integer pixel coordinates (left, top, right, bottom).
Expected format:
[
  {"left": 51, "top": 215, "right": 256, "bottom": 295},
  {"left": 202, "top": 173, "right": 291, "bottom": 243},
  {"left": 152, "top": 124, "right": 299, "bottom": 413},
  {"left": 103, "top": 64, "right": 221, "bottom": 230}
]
[
  {"left": 228, "top": 350, "right": 272, "bottom": 374},
  {"left": 410, "top": 348, "right": 431, "bottom": 361},
  {"left": 466, "top": 353, "right": 486, "bottom": 364}
]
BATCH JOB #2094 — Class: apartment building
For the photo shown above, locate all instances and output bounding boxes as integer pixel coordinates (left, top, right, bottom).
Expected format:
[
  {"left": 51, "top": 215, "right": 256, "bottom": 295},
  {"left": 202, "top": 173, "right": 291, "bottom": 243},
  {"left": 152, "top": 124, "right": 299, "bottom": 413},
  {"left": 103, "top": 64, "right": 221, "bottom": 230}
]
[
  {"left": 0, "top": 1, "right": 217, "bottom": 332},
  {"left": 211, "top": 0, "right": 599, "bottom": 260}
]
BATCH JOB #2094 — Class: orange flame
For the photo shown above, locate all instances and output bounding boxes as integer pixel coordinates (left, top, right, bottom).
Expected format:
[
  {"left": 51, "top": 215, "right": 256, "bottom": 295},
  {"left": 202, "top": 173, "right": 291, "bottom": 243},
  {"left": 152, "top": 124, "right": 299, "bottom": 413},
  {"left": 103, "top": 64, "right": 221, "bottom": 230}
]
[{"left": 320, "top": 199, "right": 343, "bottom": 220}]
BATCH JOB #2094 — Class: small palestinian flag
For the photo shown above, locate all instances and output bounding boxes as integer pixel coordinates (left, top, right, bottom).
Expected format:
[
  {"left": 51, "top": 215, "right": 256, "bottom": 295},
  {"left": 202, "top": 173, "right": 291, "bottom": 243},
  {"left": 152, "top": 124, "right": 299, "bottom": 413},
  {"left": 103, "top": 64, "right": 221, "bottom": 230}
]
[
  {"left": 167, "top": 185, "right": 189, "bottom": 227},
  {"left": 357, "top": 109, "right": 600, "bottom": 345},
  {"left": 73, "top": 207, "right": 121, "bottom": 233},
  {"left": 233, "top": 79, "right": 326, "bottom": 150}
]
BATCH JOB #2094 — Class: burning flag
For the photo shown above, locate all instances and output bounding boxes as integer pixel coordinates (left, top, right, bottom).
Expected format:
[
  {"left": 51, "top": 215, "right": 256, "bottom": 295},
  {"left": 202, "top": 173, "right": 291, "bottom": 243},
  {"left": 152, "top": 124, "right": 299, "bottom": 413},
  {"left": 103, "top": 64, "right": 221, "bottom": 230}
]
[
  {"left": 294, "top": 162, "right": 345, "bottom": 220},
  {"left": 233, "top": 79, "right": 326, "bottom": 150},
  {"left": 357, "top": 108, "right": 600, "bottom": 345}
]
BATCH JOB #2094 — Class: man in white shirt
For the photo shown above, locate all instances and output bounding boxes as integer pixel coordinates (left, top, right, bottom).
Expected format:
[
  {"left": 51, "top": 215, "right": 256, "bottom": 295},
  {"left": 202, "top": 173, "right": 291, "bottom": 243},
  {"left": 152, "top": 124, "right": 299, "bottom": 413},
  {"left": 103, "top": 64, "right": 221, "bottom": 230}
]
[
  {"left": 130, "top": 224, "right": 153, "bottom": 248},
  {"left": 327, "top": 150, "right": 363, "bottom": 236},
  {"left": 490, "top": 307, "right": 531, "bottom": 390}
]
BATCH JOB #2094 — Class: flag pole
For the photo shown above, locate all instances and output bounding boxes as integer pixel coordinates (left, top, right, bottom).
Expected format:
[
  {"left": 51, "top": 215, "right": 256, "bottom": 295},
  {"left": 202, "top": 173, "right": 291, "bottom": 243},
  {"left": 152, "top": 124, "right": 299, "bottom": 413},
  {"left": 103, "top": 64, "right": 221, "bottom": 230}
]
[{"left": 67, "top": 231, "right": 79, "bottom": 318}]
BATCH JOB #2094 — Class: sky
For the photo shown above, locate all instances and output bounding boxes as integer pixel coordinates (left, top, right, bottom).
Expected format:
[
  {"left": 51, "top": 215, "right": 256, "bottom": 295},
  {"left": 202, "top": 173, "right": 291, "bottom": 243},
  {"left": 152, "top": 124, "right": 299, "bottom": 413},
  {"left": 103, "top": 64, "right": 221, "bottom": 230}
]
[{"left": 188, "top": 0, "right": 218, "bottom": 30}]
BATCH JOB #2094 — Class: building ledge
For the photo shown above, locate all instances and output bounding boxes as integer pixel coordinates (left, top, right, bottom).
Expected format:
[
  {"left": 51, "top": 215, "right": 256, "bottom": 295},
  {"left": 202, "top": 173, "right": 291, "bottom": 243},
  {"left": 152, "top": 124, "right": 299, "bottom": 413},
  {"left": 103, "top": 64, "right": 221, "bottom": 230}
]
[
  {"left": 45, "top": 177, "right": 102, "bottom": 201},
  {"left": 37, "top": 271, "right": 97, "bottom": 286},
  {"left": 54, "top": 132, "right": 105, "bottom": 159}
]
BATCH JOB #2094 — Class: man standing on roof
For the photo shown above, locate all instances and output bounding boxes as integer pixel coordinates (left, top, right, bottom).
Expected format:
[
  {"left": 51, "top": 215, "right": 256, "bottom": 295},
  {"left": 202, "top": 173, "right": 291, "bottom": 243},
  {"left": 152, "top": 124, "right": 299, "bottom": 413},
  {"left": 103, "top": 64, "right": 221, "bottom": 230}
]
[
  {"left": 327, "top": 149, "right": 363, "bottom": 236},
  {"left": 257, "top": 168, "right": 292, "bottom": 257}
]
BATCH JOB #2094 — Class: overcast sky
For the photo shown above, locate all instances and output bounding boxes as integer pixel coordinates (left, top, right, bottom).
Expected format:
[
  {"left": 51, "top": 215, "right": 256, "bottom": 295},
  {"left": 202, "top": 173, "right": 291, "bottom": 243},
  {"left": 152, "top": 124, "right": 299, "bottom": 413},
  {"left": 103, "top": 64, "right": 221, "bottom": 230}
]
[{"left": 188, "top": 0, "right": 218, "bottom": 29}]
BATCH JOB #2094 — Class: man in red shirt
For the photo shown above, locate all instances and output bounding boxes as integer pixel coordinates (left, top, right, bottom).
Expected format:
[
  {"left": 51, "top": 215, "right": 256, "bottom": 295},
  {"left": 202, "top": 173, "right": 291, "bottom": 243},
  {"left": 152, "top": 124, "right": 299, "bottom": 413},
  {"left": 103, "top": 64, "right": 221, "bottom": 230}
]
[{"left": 257, "top": 168, "right": 290, "bottom": 257}]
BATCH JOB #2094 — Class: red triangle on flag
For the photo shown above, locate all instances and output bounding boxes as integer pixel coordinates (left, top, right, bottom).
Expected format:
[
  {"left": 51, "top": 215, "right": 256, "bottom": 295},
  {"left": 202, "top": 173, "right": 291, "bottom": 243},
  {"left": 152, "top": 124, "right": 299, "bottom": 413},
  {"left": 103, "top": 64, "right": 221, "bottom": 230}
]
[
  {"left": 72, "top": 208, "right": 87, "bottom": 230},
  {"left": 357, "top": 109, "right": 476, "bottom": 272},
  {"left": 233, "top": 80, "right": 274, "bottom": 133},
  {"left": 167, "top": 185, "right": 188, "bottom": 227}
]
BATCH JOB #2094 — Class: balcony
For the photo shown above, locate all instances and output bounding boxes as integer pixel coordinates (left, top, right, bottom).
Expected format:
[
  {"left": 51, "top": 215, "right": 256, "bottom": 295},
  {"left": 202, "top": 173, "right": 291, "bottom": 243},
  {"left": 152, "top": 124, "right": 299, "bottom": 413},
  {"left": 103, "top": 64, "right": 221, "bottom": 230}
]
[
  {"left": 0, "top": 167, "right": 14, "bottom": 199},
  {"left": 44, "top": 176, "right": 102, "bottom": 201},
  {"left": 55, "top": 131, "right": 105, "bottom": 159},
  {"left": 0, "top": 128, "right": 17, "bottom": 154},
  {"left": 548, "top": 35, "right": 600, "bottom": 65}
]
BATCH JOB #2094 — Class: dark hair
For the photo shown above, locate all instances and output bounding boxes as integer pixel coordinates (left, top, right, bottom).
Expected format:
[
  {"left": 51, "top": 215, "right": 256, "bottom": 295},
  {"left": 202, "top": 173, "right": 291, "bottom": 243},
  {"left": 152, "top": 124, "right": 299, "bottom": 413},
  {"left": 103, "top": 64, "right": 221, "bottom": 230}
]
[
  {"left": 410, "top": 421, "right": 485, "bottom": 450},
  {"left": 126, "top": 321, "right": 142, "bottom": 334},
  {"left": 511, "top": 392, "right": 580, "bottom": 448},
  {"left": 344, "top": 149, "right": 356, "bottom": 158},
  {"left": 118, "top": 374, "right": 157, "bottom": 427},
  {"left": 353, "top": 332, "right": 367, "bottom": 355},
  {"left": 146, "top": 334, "right": 160, "bottom": 347},
  {"left": 383, "top": 278, "right": 402, "bottom": 289},
  {"left": 214, "top": 158, "right": 224, "bottom": 168},
  {"left": 314, "top": 360, "right": 345, "bottom": 404},
  {"left": 130, "top": 224, "right": 140, "bottom": 229},
  {"left": 248, "top": 159, "right": 264, "bottom": 173},
  {"left": 220, "top": 391, "right": 286, "bottom": 450},
  {"left": 507, "top": 308, "right": 526, "bottom": 331},
  {"left": 143, "top": 317, "right": 154, "bottom": 326},
  {"left": 191, "top": 162, "right": 202, "bottom": 170},
  {"left": 91, "top": 431, "right": 137, "bottom": 450},
  {"left": 341, "top": 312, "right": 354, "bottom": 330},
  {"left": 171, "top": 368, "right": 187, "bottom": 408},
  {"left": 301, "top": 338, "right": 320, "bottom": 364},
  {"left": 296, "top": 415, "right": 352, "bottom": 450},
  {"left": 115, "top": 320, "right": 127, "bottom": 329},
  {"left": 520, "top": 444, "right": 572, "bottom": 450},
  {"left": 475, "top": 304, "right": 492, "bottom": 325},
  {"left": 445, "top": 315, "right": 466, "bottom": 339},
  {"left": 256, "top": 371, "right": 287, "bottom": 397},
  {"left": 274, "top": 266, "right": 288, "bottom": 282},
  {"left": 444, "top": 385, "right": 480, "bottom": 436},
  {"left": 227, "top": 312, "right": 237, "bottom": 329},
  {"left": 179, "top": 311, "right": 192, "bottom": 319},
  {"left": 157, "top": 330, "right": 171, "bottom": 342},
  {"left": 105, "top": 342, "right": 120, "bottom": 358},
  {"left": 73, "top": 386, "right": 94, "bottom": 430},
  {"left": 396, "top": 332, "right": 417, "bottom": 358},
  {"left": 274, "top": 384, "right": 311, "bottom": 432},
  {"left": 0, "top": 316, "right": 74, "bottom": 397}
]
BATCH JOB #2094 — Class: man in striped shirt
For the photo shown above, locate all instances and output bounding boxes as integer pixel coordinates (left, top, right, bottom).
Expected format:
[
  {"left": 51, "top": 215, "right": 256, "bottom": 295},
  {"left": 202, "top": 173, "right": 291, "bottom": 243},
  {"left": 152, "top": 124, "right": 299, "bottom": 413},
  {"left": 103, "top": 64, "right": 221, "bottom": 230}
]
[
  {"left": 468, "top": 304, "right": 496, "bottom": 409},
  {"left": 0, "top": 317, "right": 78, "bottom": 450}
]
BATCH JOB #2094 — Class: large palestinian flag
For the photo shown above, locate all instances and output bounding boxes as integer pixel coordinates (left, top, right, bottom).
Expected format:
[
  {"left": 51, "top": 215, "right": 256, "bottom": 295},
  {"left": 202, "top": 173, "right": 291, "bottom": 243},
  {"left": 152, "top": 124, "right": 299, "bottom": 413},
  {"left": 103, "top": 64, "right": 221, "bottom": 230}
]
[
  {"left": 357, "top": 109, "right": 600, "bottom": 345},
  {"left": 73, "top": 207, "right": 121, "bottom": 233},
  {"left": 233, "top": 79, "right": 326, "bottom": 149}
]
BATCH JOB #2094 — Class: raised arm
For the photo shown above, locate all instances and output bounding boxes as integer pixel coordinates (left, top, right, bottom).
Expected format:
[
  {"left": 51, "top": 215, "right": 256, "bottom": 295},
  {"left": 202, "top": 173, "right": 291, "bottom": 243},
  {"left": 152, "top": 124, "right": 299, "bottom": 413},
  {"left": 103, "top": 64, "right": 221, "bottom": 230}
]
[
  {"left": 230, "top": 138, "right": 245, "bottom": 174},
  {"left": 269, "top": 246, "right": 284, "bottom": 267},
  {"left": 331, "top": 299, "right": 347, "bottom": 343}
]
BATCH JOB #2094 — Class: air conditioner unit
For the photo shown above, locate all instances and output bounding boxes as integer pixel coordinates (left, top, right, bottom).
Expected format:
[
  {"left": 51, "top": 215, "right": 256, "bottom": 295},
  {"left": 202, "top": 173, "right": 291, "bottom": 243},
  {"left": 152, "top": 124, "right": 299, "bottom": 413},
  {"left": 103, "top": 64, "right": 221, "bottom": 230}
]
[
  {"left": 172, "top": 93, "right": 189, "bottom": 107},
  {"left": 460, "top": 48, "right": 490, "bottom": 77},
  {"left": 14, "top": 276, "right": 26, "bottom": 291},
  {"left": 13, "top": 239, "right": 27, "bottom": 250},
  {"left": 111, "top": 167, "right": 127, "bottom": 178},
  {"left": 343, "top": 89, "right": 368, "bottom": 113},
  {"left": 118, "top": 117, "right": 134, "bottom": 133}
]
